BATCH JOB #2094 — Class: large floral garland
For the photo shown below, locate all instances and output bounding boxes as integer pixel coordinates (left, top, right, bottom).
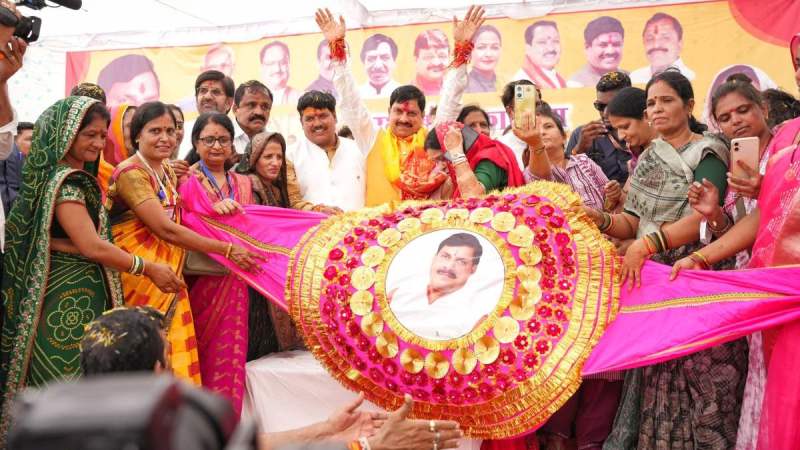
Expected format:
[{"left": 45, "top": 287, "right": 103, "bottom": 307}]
[{"left": 287, "top": 181, "right": 619, "bottom": 438}]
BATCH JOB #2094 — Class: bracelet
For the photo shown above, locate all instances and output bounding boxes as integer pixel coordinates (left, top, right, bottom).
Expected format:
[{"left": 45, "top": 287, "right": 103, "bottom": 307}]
[
  {"left": 643, "top": 235, "right": 657, "bottom": 255},
  {"left": 658, "top": 229, "right": 670, "bottom": 251},
  {"left": 224, "top": 243, "right": 233, "bottom": 259},
  {"left": 598, "top": 212, "right": 612, "bottom": 232},
  {"left": 449, "top": 40, "right": 474, "bottom": 68},
  {"left": 707, "top": 212, "right": 732, "bottom": 235},
  {"left": 645, "top": 232, "right": 665, "bottom": 254},
  {"left": 128, "top": 255, "right": 145, "bottom": 276},
  {"left": 690, "top": 251, "right": 711, "bottom": 269},
  {"left": 328, "top": 37, "right": 346, "bottom": 62}
]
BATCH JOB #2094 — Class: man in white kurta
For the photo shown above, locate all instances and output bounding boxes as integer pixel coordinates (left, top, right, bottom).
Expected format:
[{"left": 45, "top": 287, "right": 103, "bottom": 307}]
[
  {"left": 286, "top": 90, "right": 367, "bottom": 211},
  {"left": 388, "top": 233, "right": 497, "bottom": 340}
]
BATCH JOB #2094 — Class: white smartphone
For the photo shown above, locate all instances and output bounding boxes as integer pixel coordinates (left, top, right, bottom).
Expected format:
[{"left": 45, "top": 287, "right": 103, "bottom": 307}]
[
  {"left": 513, "top": 84, "right": 538, "bottom": 129},
  {"left": 730, "top": 136, "right": 759, "bottom": 179}
]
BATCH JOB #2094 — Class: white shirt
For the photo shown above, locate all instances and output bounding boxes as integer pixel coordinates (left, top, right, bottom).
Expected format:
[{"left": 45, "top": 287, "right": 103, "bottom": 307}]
[
  {"left": 358, "top": 79, "right": 401, "bottom": 99},
  {"left": 0, "top": 109, "right": 18, "bottom": 252},
  {"left": 630, "top": 58, "right": 696, "bottom": 84},
  {"left": 286, "top": 136, "right": 366, "bottom": 211},
  {"left": 389, "top": 282, "right": 494, "bottom": 340},
  {"left": 498, "top": 131, "right": 528, "bottom": 174},
  {"left": 234, "top": 132, "right": 250, "bottom": 155},
  {"left": 332, "top": 58, "right": 468, "bottom": 155}
]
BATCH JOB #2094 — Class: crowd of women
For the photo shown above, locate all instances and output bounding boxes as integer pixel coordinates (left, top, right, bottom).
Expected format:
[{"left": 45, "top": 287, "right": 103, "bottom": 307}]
[{"left": 0, "top": 4, "right": 798, "bottom": 447}]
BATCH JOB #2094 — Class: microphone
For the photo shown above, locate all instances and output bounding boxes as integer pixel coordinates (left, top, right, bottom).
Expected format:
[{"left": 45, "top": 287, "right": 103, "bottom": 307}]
[
  {"left": 15, "top": 0, "right": 82, "bottom": 10},
  {"left": 48, "top": 0, "right": 81, "bottom": 9}
]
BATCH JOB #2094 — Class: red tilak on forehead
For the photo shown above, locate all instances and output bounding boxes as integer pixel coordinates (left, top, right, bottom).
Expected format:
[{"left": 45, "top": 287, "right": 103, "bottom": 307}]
[{"left": 398, "top": 101, "right": 414, "bottom": 113}]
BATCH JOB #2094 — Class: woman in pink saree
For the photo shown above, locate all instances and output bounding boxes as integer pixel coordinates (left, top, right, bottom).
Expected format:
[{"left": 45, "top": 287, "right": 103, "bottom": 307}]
[
  {"left": 672, "top": 33, "right": 800, "bottom": 450},
  {"left": 179, "top": 112, "right": 253, "bottom": 415}
]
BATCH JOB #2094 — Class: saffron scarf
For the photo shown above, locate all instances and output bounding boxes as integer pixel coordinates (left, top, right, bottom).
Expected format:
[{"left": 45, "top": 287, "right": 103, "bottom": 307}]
[{"left": 365, "top": 127, "right": 428, "bottom": 206}]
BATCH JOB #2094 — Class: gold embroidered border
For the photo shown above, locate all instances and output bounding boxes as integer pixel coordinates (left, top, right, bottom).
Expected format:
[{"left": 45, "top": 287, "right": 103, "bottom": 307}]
[
  {"left": 619, "top": 292, "right": 782, "bottom": 314},
  {"left": 199, "top": 215, "right": 292, "bottom": 256}
]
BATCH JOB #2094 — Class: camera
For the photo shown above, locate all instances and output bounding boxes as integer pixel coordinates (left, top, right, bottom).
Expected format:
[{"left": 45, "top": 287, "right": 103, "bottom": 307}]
[{"left": 0, "top": 3, "right": 40, "bottom": 43}]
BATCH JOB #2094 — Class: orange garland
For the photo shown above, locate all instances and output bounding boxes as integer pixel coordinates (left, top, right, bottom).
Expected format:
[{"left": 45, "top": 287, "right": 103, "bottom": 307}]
[
  {"left": 329, "top": 37, "right": 347, "bottom": 62},
  {"left": 449, "top": 40, "right": 474, "bottom": 68}
]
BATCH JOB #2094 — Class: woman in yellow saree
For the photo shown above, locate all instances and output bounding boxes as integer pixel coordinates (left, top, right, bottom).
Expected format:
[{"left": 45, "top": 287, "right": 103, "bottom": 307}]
[{"left": 106, "top": 101, "right": 261, "bottom": 385}]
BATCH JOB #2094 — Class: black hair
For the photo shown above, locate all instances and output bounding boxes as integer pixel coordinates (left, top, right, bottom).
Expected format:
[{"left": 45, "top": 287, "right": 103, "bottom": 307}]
[
  {"left": 80, "top": 307, "right": 166, "bottom": 376},
  {"left": 584, "top": 16, "right": 624, "bottom": 46},
  {"left": 360, "top": 33, "right": 398, "bottom": 62},
  {"left": 234, "top": 80, "right": 273, "bottom": 106},
  {"left": 596, "top": 71, "right": 632, "bottom": 93},
  {"left": 500, "top": 79, "right": 535, "bottom": 109},
  {"left": 259, "top": 41, "right": 290, "bottom": 63},
  {"left": 167, "top": 104, "right": 184, "bottom": 121},
  {"left": 646, "top": 69, "right": 707, "bottom": 133},
  {"left": 130, "top": 101, "right": 176, "bottom": 150},
  {"left": 437, "top": 233, "right": 483, "bottom": 265},
  {"left": 475, "top": 25, "right": 502, "bottom": 44},
  {"left": 606, "top": 87, "right": 647, "bottom": 120},
  {"left": 96, "top": 54, "right": 159, "bottom": 95},
  {"left": 191, "top": 112, "right": 235, "bottom": 149},
  {"left": 389, "top": 85, "right": 426, "bottom": 114},
  {"left": 457, "top": 105, "right": 490, "bottom": 126},
  {"left": 250, "top": 132, "right": 290, "bottom": 208},
  {"left": 337, "top": 125, "right": 354, "bottom": 139},
  {"left": 195, "top": 70, "right": 235, "bottom": 98},
  {"left": 296, "top": 90, "right": 337, "bottom": 115},
  {"left": 524, "top": 20, "right": 557, "bottom": 45},
  {"left": 710, "top": 77, "right": 764, "bottom": 124},
  {"left": 414, "top": 29, "right": 448, "bottom": 57},
  {"left": 762, "top": 88, "right": 800, "bottom": 128},
  {"left": 77, "top": 101, "right": 111, "bottom": 132},
  {"left": 643, "top": 12, "right": 683, "bottom": 40},
  {"left": 16, "top": 121, "right": 34, "bottom": 134}
]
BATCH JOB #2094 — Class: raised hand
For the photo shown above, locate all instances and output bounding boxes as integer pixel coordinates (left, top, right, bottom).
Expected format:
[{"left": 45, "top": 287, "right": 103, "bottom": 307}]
[
  {"left": 315, "top": 8, "right": 346, "bottom": 43},
  {"left": 452, "top": 5, "right": 486, "bottom": 43},
  {"left": 0, "top": 36, "right": 27, "bottom": 83},
  {"left": 443, "top": 125, "right": 464, "bottom": 155},
  {"left": 513, "top": 111, "right": 543, "bottom": 150}
]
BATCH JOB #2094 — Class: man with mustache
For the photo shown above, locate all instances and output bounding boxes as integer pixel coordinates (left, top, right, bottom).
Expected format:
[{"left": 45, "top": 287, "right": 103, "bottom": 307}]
[
  {"left": 232, "top": 80, "right": 273, "bottom": 166},
  {"left": 180, "top": 70, "right": 235, "bottom": 160},
  {"left": 306, "top": 39, "right": 339, "bottom": 100},
  {"left": 286, "top": 90, "right": 362, "bottom": 211},
  {"left": 359, "top": 33, "right": 400, "bottom": 98},
  {"left": 568, "top": 16, "right": 626, "bottom": 88},
  {"left": 630, "top": 13, "right": 695, "bottom": 84},
  {"left": 413, "top": 29, "right": 450, "bottom": 96},
  {"left": 388, "top": 233, "right": 496, "bottom": 340},
  {"left": 513, "top": 20, "right": 566, "bottom": 89},
  {"left": 315, "top": 6, "right": 484, "bottom": 206}
]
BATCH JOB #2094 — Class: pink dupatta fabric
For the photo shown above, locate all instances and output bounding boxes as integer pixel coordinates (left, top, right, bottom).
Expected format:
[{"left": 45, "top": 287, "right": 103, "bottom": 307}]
[
  {"left": 178, "top": 175, "right": 800, "bottom": 432},
  {"left": 750, "top": 115, "right": 800, "bottom": 450}
]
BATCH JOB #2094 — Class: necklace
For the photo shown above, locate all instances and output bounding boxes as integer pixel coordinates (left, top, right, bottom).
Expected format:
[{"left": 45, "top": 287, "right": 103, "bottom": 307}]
[{"left": 135, "top": 152, "right": 177, "bottom": 206}]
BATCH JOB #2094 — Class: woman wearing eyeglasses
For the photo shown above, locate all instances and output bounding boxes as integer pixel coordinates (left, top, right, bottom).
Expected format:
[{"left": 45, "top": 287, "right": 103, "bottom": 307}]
[
  {"left": 179, "top": 112, "right": 259, "bottom": 415},
  {"left": 106, "top": 103, "right": 261, "bottom": 387}
]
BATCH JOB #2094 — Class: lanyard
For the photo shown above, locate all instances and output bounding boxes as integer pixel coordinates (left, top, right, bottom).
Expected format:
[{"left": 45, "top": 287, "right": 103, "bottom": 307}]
[
  {"left": 135, "top": 151, "right": 175, "bottom": 205},
  {"left": 198, "top": 160, "right": 235, "bottom": 201}
]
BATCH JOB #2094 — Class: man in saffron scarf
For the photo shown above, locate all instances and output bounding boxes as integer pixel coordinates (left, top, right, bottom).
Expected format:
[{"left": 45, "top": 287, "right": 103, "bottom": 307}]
[
  {"left": 315, "top": 6, "right": 485, "bottom": 206},
  {"left": 513, "top": 20, "right": 567, "bottom": 89}
]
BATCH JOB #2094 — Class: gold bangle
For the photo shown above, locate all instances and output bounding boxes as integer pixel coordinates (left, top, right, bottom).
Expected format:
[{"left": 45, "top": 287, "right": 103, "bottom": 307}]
[
  {"left": 691, "top": 251, "right": 711, "bottom": 269},
  {"left": 224, "top": 243, "right": 233, "bottom": 259}
]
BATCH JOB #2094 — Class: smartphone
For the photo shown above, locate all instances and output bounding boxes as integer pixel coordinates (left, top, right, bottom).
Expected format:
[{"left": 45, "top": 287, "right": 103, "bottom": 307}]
[
  {"left": 730, "top": 136, "right": 759, "bottom": 179},
  {"left": 513, "top": 84, "right": 538, "bottom": 129}
]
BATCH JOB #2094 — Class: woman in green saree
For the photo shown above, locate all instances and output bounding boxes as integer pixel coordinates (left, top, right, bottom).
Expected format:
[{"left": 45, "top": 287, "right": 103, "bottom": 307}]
[{"left": 0, "top": 96, "right": 183, "bottom": 442}]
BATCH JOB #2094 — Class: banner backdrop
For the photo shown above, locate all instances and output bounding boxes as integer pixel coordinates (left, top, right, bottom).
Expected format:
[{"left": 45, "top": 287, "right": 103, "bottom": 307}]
[{"left": 65, "top": 0, "right": 797, "bottom": 147}]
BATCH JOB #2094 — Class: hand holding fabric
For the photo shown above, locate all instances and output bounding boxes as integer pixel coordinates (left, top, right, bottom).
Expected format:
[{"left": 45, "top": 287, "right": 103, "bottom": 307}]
[
  {"left": 619, "top": 237, "right": 649, "bottom": 289},
  {"left": 669, "top": 255, "right": 705, "bottom": 280},
  {"left": 144, "top": 262, "right": 186, "bottom": 294},
  {"left": 367, "top": 395, "right": 462, "bottom": 450}
]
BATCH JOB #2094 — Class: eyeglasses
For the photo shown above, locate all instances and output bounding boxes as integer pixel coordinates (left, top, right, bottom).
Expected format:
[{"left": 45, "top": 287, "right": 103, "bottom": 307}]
[
  {"left": 593, "top": 101, "right": 607, "bottom": 112},
  {"left": 198, "top": 136, "right": 232, "bottom": 147}
]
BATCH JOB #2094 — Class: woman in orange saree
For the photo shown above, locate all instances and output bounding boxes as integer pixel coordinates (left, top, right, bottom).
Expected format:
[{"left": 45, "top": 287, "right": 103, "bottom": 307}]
[
  {"left": 106, "top": 102, "right": 262, "bottom": 386},
  {"left": 97, "top": 104, "right": 136, "bottom": 192}
]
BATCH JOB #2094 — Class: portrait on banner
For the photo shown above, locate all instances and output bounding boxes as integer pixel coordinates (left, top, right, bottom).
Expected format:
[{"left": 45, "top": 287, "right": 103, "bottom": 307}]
[{"left": 386, "top": 229, "right": 504, "bottom": 341}]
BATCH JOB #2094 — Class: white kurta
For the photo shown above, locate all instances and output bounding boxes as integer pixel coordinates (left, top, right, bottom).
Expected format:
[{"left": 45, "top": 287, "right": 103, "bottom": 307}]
[
  {"left": 498, "top": 131, "right": 528, "bottom": 174},
  {"left": 389, "top": 282, "right": 495, "bottom": 341},
  {"left": 286, "top": 136, "right": 366, "bottom": 211}
]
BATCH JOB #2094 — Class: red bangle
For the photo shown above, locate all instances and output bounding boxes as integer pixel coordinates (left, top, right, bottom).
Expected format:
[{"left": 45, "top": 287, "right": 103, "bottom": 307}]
[
  {"left": 329, "top": 37, "right": 346, "bottom": 62},
  {"left": 449, "top": 40, "right": 474, "bottom": 68}
]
